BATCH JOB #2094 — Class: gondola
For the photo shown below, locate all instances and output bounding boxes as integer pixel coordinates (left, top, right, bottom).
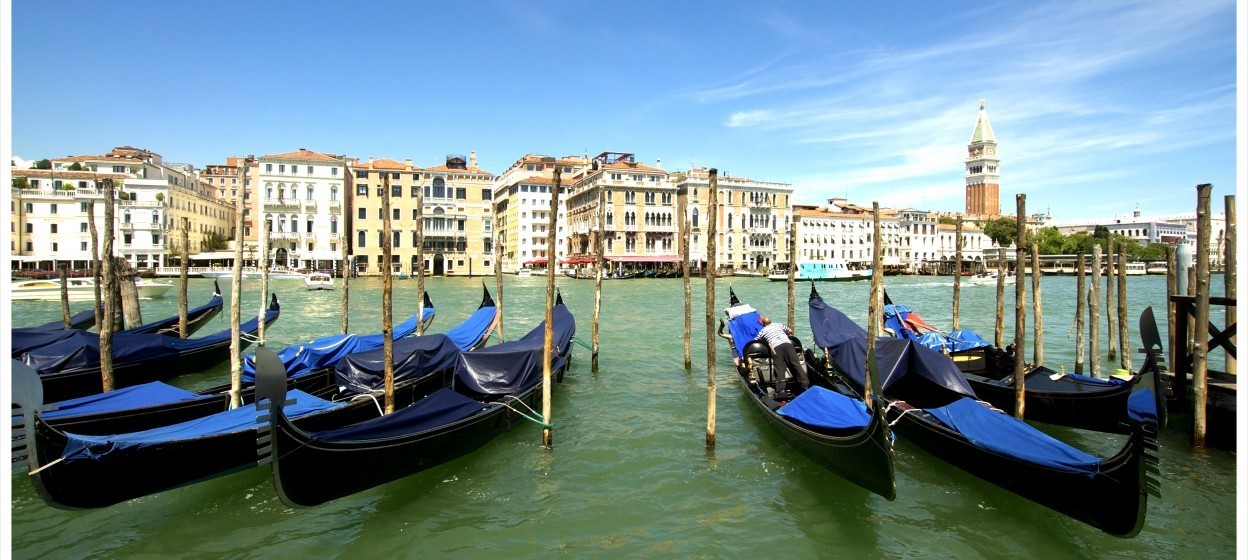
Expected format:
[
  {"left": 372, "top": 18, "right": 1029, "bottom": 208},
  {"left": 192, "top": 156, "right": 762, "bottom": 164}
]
[
  {"left": 20, "top": 294, "right": 280, "bottom": 403},
  {"left": 717, "top": 288, "right": 895, "bottom": 500},
  {"left": 881, "top": 291, "right": 1164, "bottom": 434},
  {"left": 805, "top": 286, "right": 1159, "bottom": 538},
  {"left": 15, "top": 292, "right": 505, "bottom": 509},
  {"left": 11, "top": 281, "right": 225, "bottom": 357},
  {"left": 256, "top": 294, "right": 575, "bottom": 507}
]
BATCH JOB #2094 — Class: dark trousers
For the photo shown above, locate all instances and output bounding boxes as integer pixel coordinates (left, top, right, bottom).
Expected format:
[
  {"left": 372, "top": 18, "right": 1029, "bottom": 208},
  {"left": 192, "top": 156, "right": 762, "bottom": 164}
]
[{"left": 771, "top": 342, "right": 808, "bottom": 392}]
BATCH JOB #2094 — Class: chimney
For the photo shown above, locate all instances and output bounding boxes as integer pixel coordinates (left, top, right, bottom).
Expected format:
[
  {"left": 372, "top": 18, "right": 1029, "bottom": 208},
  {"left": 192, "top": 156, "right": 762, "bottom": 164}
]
[
  {"left": 405, "top": 158, "right": 412, "bottom": 169},
  {"left": 1133, "top": 204, "right": 1140, "bottom": 219},
  {"left": 368, "top": 156, "right": 374, "bottom": 166},
  {"left": 469, "top": 151, "right": 478, "bottom": 169},
  {"left": 655, "top": 158, "right": 662, "bottom": 169}
]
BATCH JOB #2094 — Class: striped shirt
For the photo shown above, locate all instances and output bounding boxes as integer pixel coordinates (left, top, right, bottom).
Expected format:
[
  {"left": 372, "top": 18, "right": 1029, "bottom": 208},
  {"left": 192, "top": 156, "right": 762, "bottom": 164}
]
[{"left": 755, "top": 323, "right": 793, "bottom": 348}]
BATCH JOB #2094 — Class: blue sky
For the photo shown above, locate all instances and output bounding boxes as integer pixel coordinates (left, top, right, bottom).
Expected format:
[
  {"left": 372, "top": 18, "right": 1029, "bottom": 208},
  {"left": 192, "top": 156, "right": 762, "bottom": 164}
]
[{"left": 7, "top": 0, "right": 1240, "bottom": 221}]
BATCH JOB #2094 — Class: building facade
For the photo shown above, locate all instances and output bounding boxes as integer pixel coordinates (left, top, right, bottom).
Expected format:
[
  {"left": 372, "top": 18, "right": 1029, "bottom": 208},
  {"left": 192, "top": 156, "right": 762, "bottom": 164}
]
[
  {"left": 494, "top": 154, "right": 583, "bottom": 273},
  {"left": 673, "top": 166, "right": 793, "bottom": 273},
  {"left": 564, "top": 152, "right": 678, "bottom": 271},
  {"left": 255, "top": 149, "right": 348, "bottom": 271},
  {"left": 349, "top": 153, "right": 495, "bottom": 276},
  {"left": 791, "top": 201, "right": 901, "bottom": 270}
]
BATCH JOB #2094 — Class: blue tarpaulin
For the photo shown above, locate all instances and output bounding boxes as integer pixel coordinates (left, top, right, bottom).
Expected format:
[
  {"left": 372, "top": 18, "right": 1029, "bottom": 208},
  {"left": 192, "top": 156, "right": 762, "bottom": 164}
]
[
  {"left": 777, "top": 385, "right": 871, "bottom": 430},
  {"left": 883, "top": 304, "right": 989, "bottom": 353},
  {"left": 725, "top": 305, "right": 763, "bottom": 359},
  {"left": 453, "top": 304, "right": 574, "bottom": 396},
  {"left": 12, "top": 296, "right": 222, "bottom": 357},
  {"left": 23, "top": 306, "right": 277, "bottom": 374},
  {"left": 38, "top": 382, "right": 201, "bottom": 421},
  {"left": 310, "top": 387, "right": 486, "bottom": 443},
  {"left": 242, "top": 306, "right": 433, "bottom": 382},
  {"left": 60, "top": 390, "right": 341, "bottom": 461},
  {"left": 925, "top": 397, "right": 1101, "bottom": 476},
  {"left": 334, "top": 334, "right": 462, "bottom": 393}
]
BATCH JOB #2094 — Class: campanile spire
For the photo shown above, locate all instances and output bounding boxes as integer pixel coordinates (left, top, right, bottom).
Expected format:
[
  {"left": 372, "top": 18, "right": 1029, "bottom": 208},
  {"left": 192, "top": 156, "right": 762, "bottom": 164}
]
[{"left": 965, "top": 100, "right": 1000, "bottom": 216}]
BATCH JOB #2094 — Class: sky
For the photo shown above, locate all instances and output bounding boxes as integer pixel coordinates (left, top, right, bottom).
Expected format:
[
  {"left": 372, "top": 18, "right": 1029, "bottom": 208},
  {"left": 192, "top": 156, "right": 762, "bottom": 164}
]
[{"left": 5, "top": 0, "right": 1242, "bottom": 222}]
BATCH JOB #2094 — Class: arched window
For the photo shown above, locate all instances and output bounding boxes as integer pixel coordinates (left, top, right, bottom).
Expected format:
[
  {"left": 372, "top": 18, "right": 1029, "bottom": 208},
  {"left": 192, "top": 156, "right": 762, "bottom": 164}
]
[
  {"left": 307, "top": 186, "right": 314, "bottom": 200},
  {"left": 692, "top": 208, "right": 699, "bottom": 228}
]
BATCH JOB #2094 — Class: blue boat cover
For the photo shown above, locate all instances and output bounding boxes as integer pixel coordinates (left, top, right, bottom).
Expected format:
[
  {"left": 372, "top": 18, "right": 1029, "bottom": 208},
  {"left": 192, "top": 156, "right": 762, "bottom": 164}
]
[
  {"left": 777, "top": 385, "right": 870, "bottom": 430},
  {"left": 725, "top": 306, "right": 763, "bottom": 359},
  {"left": 1063, "top": 373, "right": 1127, "bottom": 386},
  {"left": 23, "top": 306, "right": 277, "bottom": 374},
  {"left": 333, "top": 334, "right": 462, "bottom": 393},
  {"left": 60, "top": 389, "right": 340, "bottom": 461},
  {"left": 310, "top": 387, "right": 486, "bottom": 443},
  {"left": 1127, "top": 385, "right": 1158, "bottom": 425},
  {"left": 241, "top": 306, "right": 433, "bottom": 382},
  {"left": 39, "top": 382, "right": 202, "bottom": 421},
  {"left": 925, "top": 397, "right": 1101, "bottom": 476},
  {"left": 453, "top": 304, "right": 575, "bottom": 395},
  {"left": 883, "top": 304, "right": 989, "bottom": 353},
  {"left": 12, "top": 297, "right": 222, "bottom": 357},
  {"left": 15, "top": 308, "right": 96, "bottom": 333},
  {"left": 444, "top": 305, "right": 500, "bottom": 352}
]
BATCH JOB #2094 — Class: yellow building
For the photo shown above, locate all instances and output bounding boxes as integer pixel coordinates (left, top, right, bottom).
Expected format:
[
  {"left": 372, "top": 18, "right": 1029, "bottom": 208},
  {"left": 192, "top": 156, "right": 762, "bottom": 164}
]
[
  {"left": 348, "top": 153, "right": 495, "bottom": 276},
  {"left": 564, "top": 152, "right": 677, "bottom": 272}
]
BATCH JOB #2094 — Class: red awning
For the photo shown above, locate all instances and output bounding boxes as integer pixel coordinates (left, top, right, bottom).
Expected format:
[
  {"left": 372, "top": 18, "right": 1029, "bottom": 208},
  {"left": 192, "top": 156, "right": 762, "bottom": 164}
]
[
  {"left": 562, "top": 257, "right": 597, "bottom": 265},
  {"left": 523, "top": 259, "right": 549, "bottom": 266}
]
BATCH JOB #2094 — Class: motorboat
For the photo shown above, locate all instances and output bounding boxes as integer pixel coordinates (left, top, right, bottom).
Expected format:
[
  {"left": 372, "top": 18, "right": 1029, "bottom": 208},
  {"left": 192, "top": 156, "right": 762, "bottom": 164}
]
[
  {"left": 966, "top": 271, "right": 1015, "bottom": 286},
  {"left": 767, "top": 260, "right": 869, "bottom": 282},
  {"left": 11, "top": 278, "right": 173, "bottom": 301},
  {"left": 304, "top": 272, "right": 334, "bottom": 290},
  {"left": 1146, "top": 262, "right": 1167, "bottom": 275}
]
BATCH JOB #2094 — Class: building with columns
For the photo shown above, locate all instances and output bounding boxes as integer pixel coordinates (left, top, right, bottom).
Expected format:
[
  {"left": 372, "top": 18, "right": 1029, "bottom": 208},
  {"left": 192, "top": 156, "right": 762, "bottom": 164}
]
[
  {"left": 564, "top": 152, "right": 677, "bottom": 271},
  {"left": 965, "top": 100, "right": 1001, "bottom": 218},
  {"left": 254, "top": 149, "right": 348, "bottom": 271},
  {"left": 672, "top": 166, "right": 793, "bottom": 274}
]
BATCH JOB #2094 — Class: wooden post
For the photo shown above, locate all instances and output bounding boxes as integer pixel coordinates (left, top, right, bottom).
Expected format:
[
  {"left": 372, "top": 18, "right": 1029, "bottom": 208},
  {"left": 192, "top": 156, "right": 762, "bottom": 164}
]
[
  {"left": 493, "top": 201, "right": 503, "bottom": 341},
  {"left": 382, "top": 172, "right": 395, "bottom": 414},
  {"left": 542, "top": 168, "right": 561, "bottom": 447},
  {"left": 953, "top": 217, "right": 962, "bottom": 330},
  {"left": 340, "top": 240, "right": 349, "bottom": 335},
  {"left": 86, "top": 202, "right": 103, "bottom": 325},
  {"left": 592, "top": 187, "right": 605, "bottom": 372},
  {"left": 1031, "top": 243, "right": 1043, "bottom": 366},
  {"left": 257, "top": 201, "right": 270, "bottom": 347},
  {"left": 705, "top": 168, "right": 719, "bottom": 449},
  {"left": 1192, "top": 183, "right": 1212, "bottom": 447},
  {"left": 228, "top": 176, "right": 246, "bottom": 409},
  {"left": 99, "top": 179, "right": 116, "bottom": 392},
  {"left": 1224, "top": 195, "right": 1236, "bottom": 375},
  {"left": 1106, "top": 237, "right": 1117, "bottom": 360},
  {"left": 1117, "top": 245, "right": 1130, "bottom": 371},
  {"left": 415, "top": 175, "right": 426, "bottom": 336},
  {"left": 1090, "top": 243, "right": 1102, "bottom": 377},
  {"left": 1166, "top": 245, "right": 1178, "bottom": 389},
  {"left": 787, "top": 222, "right": 796, "bottom": 327},
  {"left": 117, "top": 258, "right": 143, "bottom": 329},
  {"left": 1013, "top": 194, "right": 1027, "bottom": 418},
  {"left": 995, "top": 246, "right": 1006, "bottom": 348},
  {"left": 1075, "top": 252, "right": 1087, "bottom": 373},
  {"left": 864, "top": 203, "right": 884, "bottom": 403},
  {"left": 179, "top": 221, "right": 190, "bottom": 338},
  {"left": 683, "top": 217, "right": 692, "bottom": 370},
  {"left": 58, "top": 263, "right": 71, "bottom": 327}
]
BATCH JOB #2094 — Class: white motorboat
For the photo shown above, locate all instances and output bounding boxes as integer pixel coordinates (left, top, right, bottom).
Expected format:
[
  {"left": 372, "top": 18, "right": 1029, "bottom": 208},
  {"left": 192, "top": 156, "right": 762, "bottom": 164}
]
[
  {"left": 767, "top": 260, "right": 869, "bottom": 282},
  {"left": 304, "top": 272, "right": 334, "bottom": 291},
  {"left": 1146, "top": 262, "right": 1167, "bottom": 275},
  {"left": 515, "top": 268, "right": 533, "bottom": 277},
  {"left": 966, "top": 271, "right": 1016, "bottom": 286},
  {"left": 11, "top": 278, "right": 173, "bottom": 301}
]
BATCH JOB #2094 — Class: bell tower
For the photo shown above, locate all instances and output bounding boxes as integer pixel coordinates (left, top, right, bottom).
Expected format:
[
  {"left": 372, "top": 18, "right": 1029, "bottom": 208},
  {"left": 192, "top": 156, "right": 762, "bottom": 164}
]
[{"left": 965, "top": 100, "right": 1000, "bottom": 217}]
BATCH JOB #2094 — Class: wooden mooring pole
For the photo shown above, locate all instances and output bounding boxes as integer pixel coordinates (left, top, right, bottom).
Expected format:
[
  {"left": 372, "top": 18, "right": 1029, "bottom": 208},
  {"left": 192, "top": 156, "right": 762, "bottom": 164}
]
[
  {"left": 1090, "top": 243, "right": 1102, "bottom": 377},
  {"left": 1166, "top": 245, "right": 1178, "bottom": 392},
  {"left": 1192, "top": 183, "right": 1212, "bottom": 447},
  {"left": 864, "top": 203, "right": 884, "bottom": 403},
  {"left": 683, "top": 217, "right": 692, "bottom": 370},
  {"left": 1224, "top": 195, "right": 1236, "bottom": 375},
  {"left": 58, "top": 263, "right": 71, "bottom": 328},
  {"left": 592, "top": 188, "right": 605, "bottom": 373},
  {"left": 99, "top": 179, "right": 117, "bottom": 392},
  {"left": 542, "top": 168, "right": 561, "bottom": 447},
  {"left": 705, "top": 168, "right": 719, "bottom": 449},
  {"left": 953, "top": 216, "right": 962, "bottom": 330},
  {"left": 341, "top": 241, "right": 350, "bottom": 335},
  {"left": 228, "top": 176, "right": 246, "bottom": 409},
  {"left": 1013, "top": 194, "right": 1027, "bottom": 418},
  {"left": 179, "top": 221, "right": 190, "bottom": 338},
  {"left": 787, "top": 223, "right": 796, "bottom": 327},
  {"left": 257, "top": 205, "right": 270, "bottom": 347},
  {"left": 493, "top": 205, "right": 503, "bottom": 342},
  {"left": 87, "top": 202, "right": 102, "bottom": 324},
  {"left": 1031, "top": 243, "right": 1043, "bottom": 366},
  {"left": 1075, "top": 252, "right": 1086, "bottom": 373},
  {"left": 1106, "top": 237, "right": 1118, "bottom": 361},
  {"left": 1117, "top": 245, "right": 1130, "bottom": 371},
  {"left": 995, "top": 247, "right": 1006, "bottom": 349},
  {"left": 416, "top": 180, "right": 426, "bottom": 337},
  {"left": 382, "top": 172, "right": 396, "bottom": 414}
]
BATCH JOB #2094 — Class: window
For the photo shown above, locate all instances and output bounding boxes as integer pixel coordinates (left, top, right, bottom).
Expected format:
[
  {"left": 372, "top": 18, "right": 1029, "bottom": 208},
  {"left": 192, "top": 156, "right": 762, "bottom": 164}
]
[
  {"left": 356, "top": 170, "right": 368, "bottom": 179},
  {"left": 378, "top": 208, "right": 384, "bottom": 220},
  {"left": 291, "top": 165, "right": 298, "bottom": 174},
  {"left": 456, "top": 188, "right": 466, "bottom": 199},
  {"left": 358, "top": 208, "right": 366, "bottom": 220},
  {"left": 307, "top": 187, "right": 314, "bottom": 200},
  {"left": 392, "top": 185, "right": 402, "bottom": 198},
  {"left": 52, "top": 243, "right": 58, "bottom": 252},
  {"left": 113, "top": 165, "right": 126, "bottom": 173},
  {"left": 331, "top": 167, "right": 338, "bottom": 176},
  {"left": 412, "top": 209, "right": 419, "bottom": 220},
  {"left": 307, "top": 166, "right": 314, "bottom": 175},
  {"left": 393, "top": 208, "right": 400, "bottom": 221},
  {"left": 432, "top": 178, "right": 446, "bottom": 198},
  {"left": 266, "top": 164, "right": 273, "bottom": 172},
  {"left": 25, "top": 203, "right": 32, "bottom": 213},
  {"left": 152, "top": 233, "right": 161, "bottom": 245},
  {"left": 80, "top": 202, "right": 89, "bottom": 212},
  {"left": 331, "top": 217, "right": 338, "bottom": 234},
  {"left": 411, "top": 185, "right": 420, "bottom": 198},
  {"left": 25, "top": 223, "right": 32, "bottom": 233},
  {"left": 81, "top": 242, "right": 89, "bottom": 251},
  {"left": 391, "top": 172, "right": 400, "bottom": 180},
  {"left": 307, "top": 220, "right": 313, "bottom": 233},
  {"left": 357, "top": 230, "right": 366, "bottom": 248},
  {"left": 123, "top": 233, "right": 132, "bottom": 245},
  {"left": 279, "top": 164, "right": 286, "bottom": 173},
  {"left": 482, "top": 188, "right": 492, "bottom": 200},
  {"left": 393, "top": 231, "right": 401, "bottom": 247},
  {"left": 80, "top": 222, "right": 88, "bottom": 233},
  {"left": 357, "top": 184, "right": 368, "bottom": 196},
  {"left": 50, "top": 203, "right": 58, "bottom": 214}
]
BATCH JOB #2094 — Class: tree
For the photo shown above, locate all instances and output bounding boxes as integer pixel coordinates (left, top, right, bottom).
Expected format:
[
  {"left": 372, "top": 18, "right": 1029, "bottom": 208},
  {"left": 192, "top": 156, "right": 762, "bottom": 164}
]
[
  {"left": 201, "top": 231, "right": 229, "bottom": 252},
  {"left": 938, "top": 216, "right": 958, "bottom": 226},
  {"left": 12, "top": 177, "right": 29, "bottom": 189},
  {"left": 68, "top": 162, "right": 84, "bottom": 171},
  {"left": 982, "top": 217, "right": 1018, "bottom": 247},
  {"left": 34, "top": 159, "right": 52, "bottom": 170},
  {"left": 1029, "top": 226, "right": 1065, "bottom": 254}
]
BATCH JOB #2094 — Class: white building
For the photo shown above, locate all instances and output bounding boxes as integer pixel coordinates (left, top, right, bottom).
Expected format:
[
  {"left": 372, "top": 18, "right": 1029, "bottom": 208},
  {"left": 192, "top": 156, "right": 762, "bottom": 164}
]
[
  {"left": 791, "top": 201, "right": 901, "bottom": 269},
  {"left": 255, "top": 149, "right": 348, "bottom": 270},
  {"left": 493, "top": 154, "right": 583, "bottom": 273}
]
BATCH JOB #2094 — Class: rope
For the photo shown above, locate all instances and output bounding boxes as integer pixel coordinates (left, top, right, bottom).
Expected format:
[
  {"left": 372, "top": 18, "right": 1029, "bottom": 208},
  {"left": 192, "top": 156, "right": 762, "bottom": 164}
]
[
  {"left": 27, "top": 456, "right": 65, "bottom": 476},
  {"left": 570, "top": 337, "right": 593, "bottom": 351},
  {"left": 348, "top": 392, "right": 384, "bottom": 415},
  {"left": 492, "top": 397, "right": 552, "bottom": 428},
  {"left": 487, "top": 332, "right": 507, "bottom": 343},
  {"left": 887, "top": 407, "right": 921, "bottom": 427},
  {"left": 974, "top": 399, "right": 1006, "bottom": 414}
]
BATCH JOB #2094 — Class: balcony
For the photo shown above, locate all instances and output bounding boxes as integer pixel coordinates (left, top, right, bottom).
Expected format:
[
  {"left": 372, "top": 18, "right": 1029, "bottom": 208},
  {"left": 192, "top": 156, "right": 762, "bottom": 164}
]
[
  {"left": 327, "top": 199, "right": 342, "bottom": 208},
  {"left": 749, "top": 227, "right": 773, "bottom": 235},
  {"left": 303, "top": 198, "right": 317, "bottom": 209},
  {"left": 264, "top": 197, "right": 299, "bottom": 209}
]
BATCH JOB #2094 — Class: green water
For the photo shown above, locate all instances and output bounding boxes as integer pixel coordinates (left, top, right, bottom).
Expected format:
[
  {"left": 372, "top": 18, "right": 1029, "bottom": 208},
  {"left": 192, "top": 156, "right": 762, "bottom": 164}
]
[{"left": 8, "top": 275, "right": 1238, "bottom": 559}]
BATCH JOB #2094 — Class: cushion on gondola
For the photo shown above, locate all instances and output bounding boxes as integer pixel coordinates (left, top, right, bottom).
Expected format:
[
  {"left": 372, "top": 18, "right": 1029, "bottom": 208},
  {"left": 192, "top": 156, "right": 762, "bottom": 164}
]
[
  {"left": 776, "top": 385, "right": 871, "bottom": 430},
  {"left": 726, "top": 310, "right": 764, "bottom": 359},
  {"left": 925, "top": 397, "right": 1101, "bottom": 476},
  {"left": 60, "top": 390, "right": 341, "bottom": 461},
  {"left": 242, "top": 306, "right": 432, "bottom": 382}
]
